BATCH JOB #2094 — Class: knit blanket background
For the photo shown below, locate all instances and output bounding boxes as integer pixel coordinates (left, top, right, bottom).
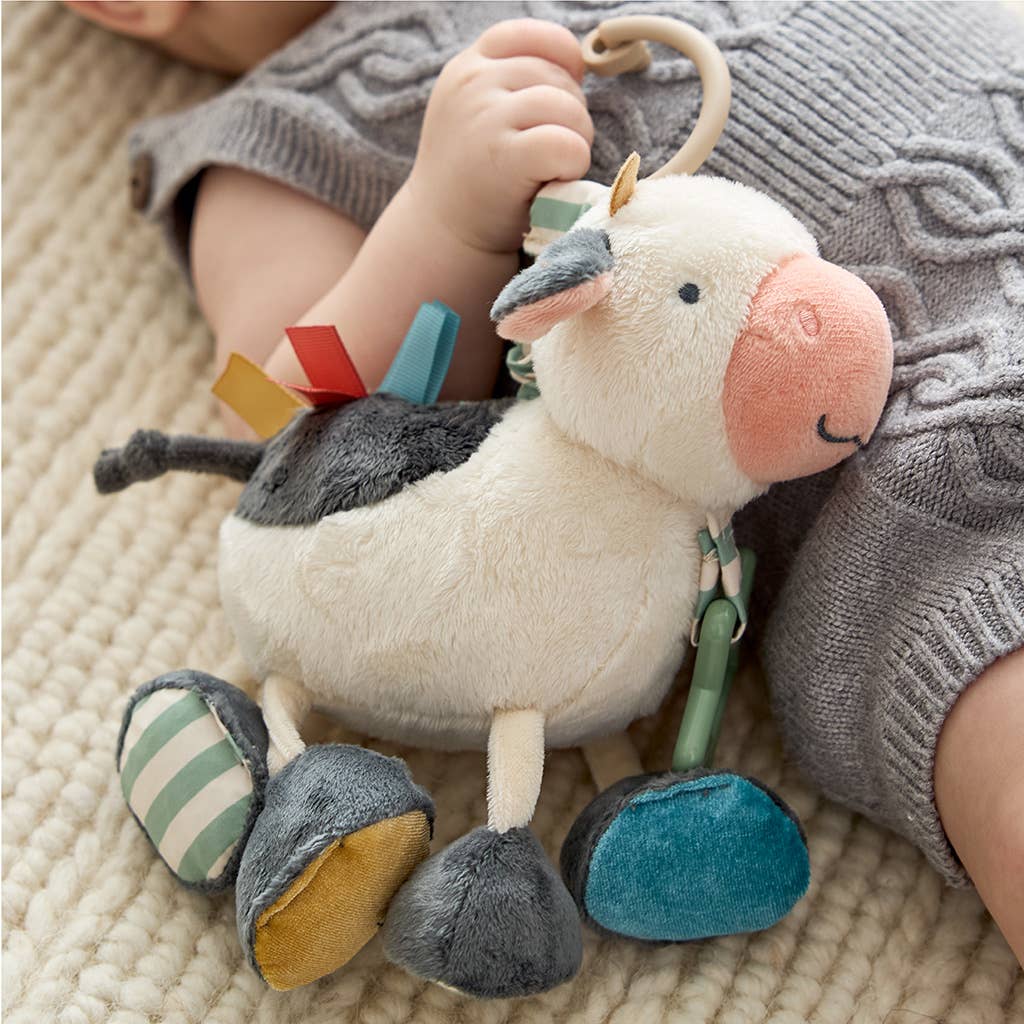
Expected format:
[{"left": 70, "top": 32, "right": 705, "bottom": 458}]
[{"left": 3, "top": 3, "right": 1022, "bottom": 1022}]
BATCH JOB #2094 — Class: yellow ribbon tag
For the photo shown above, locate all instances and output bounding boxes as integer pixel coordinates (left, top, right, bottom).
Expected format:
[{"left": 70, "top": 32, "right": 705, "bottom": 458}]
[{"left": 212, "top": 353, "right": 307, "bottom": 439}]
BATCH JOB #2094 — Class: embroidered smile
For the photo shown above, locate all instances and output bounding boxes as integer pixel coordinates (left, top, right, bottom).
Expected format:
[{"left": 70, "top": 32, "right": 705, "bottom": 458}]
[{"left": 816, "top": 415, "right": 864, "bottom": 448}]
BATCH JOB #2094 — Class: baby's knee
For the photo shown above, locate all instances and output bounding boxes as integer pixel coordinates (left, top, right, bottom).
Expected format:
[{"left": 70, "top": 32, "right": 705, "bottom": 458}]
[
  {"left": 935, "top": 649, "right": 1024, "bottom": 883},
  {"left": 989, "top": 771, "right": 1024, "bottom": 881}
]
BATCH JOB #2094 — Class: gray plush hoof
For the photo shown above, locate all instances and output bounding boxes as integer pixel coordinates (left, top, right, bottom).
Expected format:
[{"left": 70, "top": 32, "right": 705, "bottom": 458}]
[
  {"left": 116, "top": 670, "right": 269, "bottom": 893},
  {"left": 383, "top": 826, "right": 582, "bottom": 999},
  {"left": 236, "top": 743, "right": 434, "bottom": 991},
  {"left": 561, "top": 770, "right": 809, "bottom": 942}
]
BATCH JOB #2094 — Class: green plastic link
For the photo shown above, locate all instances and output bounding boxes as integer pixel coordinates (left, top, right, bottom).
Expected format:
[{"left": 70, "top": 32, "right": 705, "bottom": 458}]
[
  {"left": 692, "top": 527, "right": 720, "bottom": 627},
  {"left": 672, "top": 601, "right": 736, "bottom": 771},
  {"left": 506, "top": 344, "right": 540, "bottom": 401},
  {"left": 714, "top": 521, "right": 739, "bottom": 566},
  {"left": 672, "top": 548, "right": 757, "bottom": 772},
  {"left": 704, "top": 548, "right": 756, "bottom": 766}
]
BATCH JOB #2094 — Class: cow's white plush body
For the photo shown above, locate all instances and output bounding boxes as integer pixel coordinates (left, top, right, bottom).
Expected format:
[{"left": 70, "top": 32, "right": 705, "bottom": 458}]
[
  {"left": 219, "top": 398, "right": 700, "bottom": 750},
  {"left": 219, "top": 174, "right": 892, "bottom": 803}
]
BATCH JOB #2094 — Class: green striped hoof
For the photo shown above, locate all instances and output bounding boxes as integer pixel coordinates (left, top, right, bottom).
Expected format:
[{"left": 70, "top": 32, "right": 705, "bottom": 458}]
[
  {"left": 117, "top": 671, "right": 269, "bottom": 893},
  {"left": 236, "top": 745, "right": 434, "bottom": 991}
]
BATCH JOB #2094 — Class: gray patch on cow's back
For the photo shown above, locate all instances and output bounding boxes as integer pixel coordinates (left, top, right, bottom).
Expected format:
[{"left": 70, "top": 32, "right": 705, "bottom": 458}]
[{"left": 235, "top": 393, "right": 513, "bottom": 527}]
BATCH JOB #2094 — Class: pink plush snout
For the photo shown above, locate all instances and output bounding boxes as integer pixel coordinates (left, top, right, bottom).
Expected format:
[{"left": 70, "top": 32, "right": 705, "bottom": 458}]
[{"left": 722, "top": 254, "right": 893, "bottom": 484}]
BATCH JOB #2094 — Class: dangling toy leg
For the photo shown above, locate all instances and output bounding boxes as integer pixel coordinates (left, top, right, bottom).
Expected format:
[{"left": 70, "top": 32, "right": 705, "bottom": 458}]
[
  {"left": 261, "top": 672, "right": 310, "bottom": 773},
  {"left": 384, "top": 709, "right": 582, "bottom": 999},
  {"left": 486, "top": 707, "right": 545, "bottom": 831},
  {"left": 562, "top": 744, "right": 810, "bottom": 943},
  {"left": 562, "top": 551, "right": 809, "bottom": 942},
  {"left": 116, "top": 670, "right": 270, "bottom": 893},
  {"left": 235, "top": 673, "right": 435, "bottom": 990},
  {"left": 581, "top": 731, "right": 644, "bottom": 792}
]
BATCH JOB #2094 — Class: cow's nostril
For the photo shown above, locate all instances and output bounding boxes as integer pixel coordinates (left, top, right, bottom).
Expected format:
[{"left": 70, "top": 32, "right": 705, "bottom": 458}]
[{"left": 797, "top": 306, "right": 820, "bottom": 337}]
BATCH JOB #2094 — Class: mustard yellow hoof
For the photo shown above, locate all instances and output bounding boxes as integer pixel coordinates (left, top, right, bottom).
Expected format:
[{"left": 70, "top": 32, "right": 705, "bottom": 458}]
[
  {"left": 236, "top": 745, "right": 435, "bottom": 990},
  {"left": 254, "top": 810, "right": 431, "bottom": 989}
]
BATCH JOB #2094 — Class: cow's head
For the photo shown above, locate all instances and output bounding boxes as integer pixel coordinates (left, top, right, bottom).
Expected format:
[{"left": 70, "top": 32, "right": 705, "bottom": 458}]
[{"left": 492, "top": 157, "right": 893, "bottom": 510}]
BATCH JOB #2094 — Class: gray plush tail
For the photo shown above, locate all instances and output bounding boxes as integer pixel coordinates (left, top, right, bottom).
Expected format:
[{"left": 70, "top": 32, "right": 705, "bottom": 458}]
[{"left": 94, "top": 430, "right": 264, "bottom": 494}]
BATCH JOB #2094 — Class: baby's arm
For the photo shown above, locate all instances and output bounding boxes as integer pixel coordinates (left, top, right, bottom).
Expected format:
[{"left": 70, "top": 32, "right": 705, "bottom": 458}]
[
  {"left": 192, "top": 167, "right": 366, "bottom": 402},
  {"left": 192, "top": 20, "right": 592, "bottom": 427}
]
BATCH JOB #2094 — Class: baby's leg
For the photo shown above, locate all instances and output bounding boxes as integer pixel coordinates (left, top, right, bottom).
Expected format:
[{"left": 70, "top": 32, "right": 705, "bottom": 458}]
[
  {"left": 758, "top": 451, "right": 1023, "bottom": 967},
  {"left": 193, "top": 166, "right": 367, "bottom": 380},
  {"left": 935, "top": 647, "right": 1024, "bottom": 964}
]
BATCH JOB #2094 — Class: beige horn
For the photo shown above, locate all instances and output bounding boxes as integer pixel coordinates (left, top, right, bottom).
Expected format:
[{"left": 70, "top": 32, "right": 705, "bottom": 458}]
[
  {"left": 581, "top": 15, "right": 732, "bottom": 179},
  {"left": 609, "top": 151, "right": 641, "bottom": 215}
]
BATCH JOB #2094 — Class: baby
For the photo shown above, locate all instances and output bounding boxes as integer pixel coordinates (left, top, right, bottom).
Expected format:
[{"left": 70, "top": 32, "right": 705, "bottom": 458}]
[{"left": 70, "top": 0, "right": 1024, "bottom": 967}]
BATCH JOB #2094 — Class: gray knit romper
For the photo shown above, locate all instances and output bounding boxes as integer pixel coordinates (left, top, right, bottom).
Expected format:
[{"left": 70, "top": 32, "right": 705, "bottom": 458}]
[{"left": 129, "top": 1, "right": 1024, "bottom": 887}]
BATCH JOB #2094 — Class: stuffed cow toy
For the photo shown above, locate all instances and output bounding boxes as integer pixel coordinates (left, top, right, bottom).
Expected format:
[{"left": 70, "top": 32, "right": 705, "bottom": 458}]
[{"left": 96, "top": 152, "right": 893, "bottom": 999}]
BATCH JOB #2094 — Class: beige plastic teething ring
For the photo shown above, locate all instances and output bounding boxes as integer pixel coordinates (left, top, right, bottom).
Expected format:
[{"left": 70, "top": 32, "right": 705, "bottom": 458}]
[{"left": 581, "top": 16, "right": 731, "bottom": 177}]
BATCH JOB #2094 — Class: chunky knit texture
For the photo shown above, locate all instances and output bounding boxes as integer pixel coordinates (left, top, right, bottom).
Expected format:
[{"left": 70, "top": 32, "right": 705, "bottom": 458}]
[
  {"left": 129, "top": 1, "right": 1024, "bottom": 885},
  {"left": 4, "top": 2, "right": 1024, "bottom": 1022}
]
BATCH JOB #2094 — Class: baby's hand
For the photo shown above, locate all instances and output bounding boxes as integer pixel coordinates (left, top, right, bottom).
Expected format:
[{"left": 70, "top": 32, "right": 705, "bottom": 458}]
[{"left": 409, "top": 20, "right": 594, "bottom": 255}]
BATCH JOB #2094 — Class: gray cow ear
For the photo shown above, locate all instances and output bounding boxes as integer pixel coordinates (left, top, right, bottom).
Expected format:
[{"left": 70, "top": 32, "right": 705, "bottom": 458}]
[{"left": 491, "top": 229, "right": 615, "bottom": 343}]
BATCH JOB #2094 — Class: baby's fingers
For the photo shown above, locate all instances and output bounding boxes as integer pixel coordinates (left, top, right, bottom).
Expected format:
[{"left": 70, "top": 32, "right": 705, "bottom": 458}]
[
  {"left": 506, "top": 85, "right": 594, "bottom": 146},
  {"left": 492, "top": 56, "right": 587, "bottom": 106},
  {"left": 506, "top": 124, "right": 592, "bottom": 185},
  {"left": 475, "top": 19, "right": 585, "bottom": 82}
]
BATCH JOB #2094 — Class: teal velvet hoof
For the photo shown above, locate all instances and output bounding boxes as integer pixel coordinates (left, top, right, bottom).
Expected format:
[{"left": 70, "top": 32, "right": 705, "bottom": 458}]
[{"left": 561, "top": 770, "right": 809, "bottom": 942}]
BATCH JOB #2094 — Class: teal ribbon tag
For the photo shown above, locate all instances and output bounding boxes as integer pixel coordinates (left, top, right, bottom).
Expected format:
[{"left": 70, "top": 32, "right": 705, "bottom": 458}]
[{"left": 379, "top": 300, "right": 460, "bottom": 404}]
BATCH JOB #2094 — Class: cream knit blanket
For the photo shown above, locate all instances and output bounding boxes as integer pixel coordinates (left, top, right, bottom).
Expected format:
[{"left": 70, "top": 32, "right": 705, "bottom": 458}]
[{"left": 3, "top": 4, "right": 1022, "bottom": 1022}]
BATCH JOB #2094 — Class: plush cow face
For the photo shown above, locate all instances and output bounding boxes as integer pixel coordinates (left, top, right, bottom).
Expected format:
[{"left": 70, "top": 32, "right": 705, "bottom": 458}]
[{"left": 492, "top": 172, "right": 893, "bottom": 511}]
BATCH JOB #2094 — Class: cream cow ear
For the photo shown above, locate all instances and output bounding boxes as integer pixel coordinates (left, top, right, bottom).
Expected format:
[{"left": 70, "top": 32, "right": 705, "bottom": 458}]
[{"left": 491, "top": 228, "right": 614, "bottom": 343}]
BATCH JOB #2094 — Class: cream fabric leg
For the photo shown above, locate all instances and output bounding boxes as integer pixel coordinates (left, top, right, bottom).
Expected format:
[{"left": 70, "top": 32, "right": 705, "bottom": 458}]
[
  {"left": 486, "top": 708, "right": 546, "bottom": 832},
  {"left": 262, "top": 673, "right": 312, "bottom": 775}
]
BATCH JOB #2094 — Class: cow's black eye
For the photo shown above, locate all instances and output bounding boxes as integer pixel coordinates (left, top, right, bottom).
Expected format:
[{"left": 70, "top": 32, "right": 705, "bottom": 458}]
[{"left": 679, "top": 283, "right": 700, "bottom": 304}]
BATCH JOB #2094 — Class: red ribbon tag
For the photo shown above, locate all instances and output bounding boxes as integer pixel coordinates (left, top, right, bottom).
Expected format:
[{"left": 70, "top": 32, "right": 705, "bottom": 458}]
[{"left": 278, "top": 325, "right": 367, "bottom": 406}]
